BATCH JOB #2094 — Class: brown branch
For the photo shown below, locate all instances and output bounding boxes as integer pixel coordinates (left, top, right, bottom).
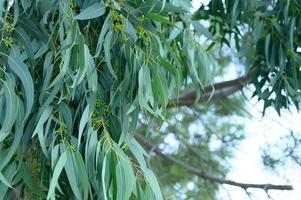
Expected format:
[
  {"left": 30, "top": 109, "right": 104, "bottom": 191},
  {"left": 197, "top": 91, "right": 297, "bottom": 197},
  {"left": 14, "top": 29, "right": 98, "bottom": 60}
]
[
  {"left": 135, "top": 134, "right": 293, "bottom": 191},
  {"left": 168, "top": 70, "right": 255, "bottom": 108}
]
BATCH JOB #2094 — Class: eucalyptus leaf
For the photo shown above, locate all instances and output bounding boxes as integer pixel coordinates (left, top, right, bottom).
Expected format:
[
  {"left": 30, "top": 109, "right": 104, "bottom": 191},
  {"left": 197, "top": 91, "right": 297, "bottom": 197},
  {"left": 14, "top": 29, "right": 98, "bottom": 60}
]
[{"left": 74, "top": 3, "right": 106, "bottom": 20}]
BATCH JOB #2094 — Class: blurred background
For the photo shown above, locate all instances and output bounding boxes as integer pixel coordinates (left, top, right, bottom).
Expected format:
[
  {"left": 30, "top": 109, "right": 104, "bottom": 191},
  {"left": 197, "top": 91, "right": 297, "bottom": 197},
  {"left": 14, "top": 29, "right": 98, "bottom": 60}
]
[{"left": 136, "top": 1, "right": 301, "bottom": 199}]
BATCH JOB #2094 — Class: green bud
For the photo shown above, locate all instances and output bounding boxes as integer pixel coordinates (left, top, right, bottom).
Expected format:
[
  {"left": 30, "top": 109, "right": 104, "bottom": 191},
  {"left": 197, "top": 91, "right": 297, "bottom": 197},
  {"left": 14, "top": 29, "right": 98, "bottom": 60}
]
[
  {"left": 3, "top": 37, "right": 13, "bottom": 48},
  {"left": 3, "top": 23, "right": 14, "bottom": 33}
]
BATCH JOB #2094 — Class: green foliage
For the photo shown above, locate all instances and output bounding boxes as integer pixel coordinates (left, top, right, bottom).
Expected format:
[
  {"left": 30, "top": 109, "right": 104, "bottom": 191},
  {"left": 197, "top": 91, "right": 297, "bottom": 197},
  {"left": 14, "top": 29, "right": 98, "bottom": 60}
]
[
  {"left": 0, "top": 0, "right": 300, "bottom": 199},
  {"left": 0, "top": 0, "right": 213, "bottom": 199},
  {"left": 194, "top": 0, "right": 301, "bottom": 114}
]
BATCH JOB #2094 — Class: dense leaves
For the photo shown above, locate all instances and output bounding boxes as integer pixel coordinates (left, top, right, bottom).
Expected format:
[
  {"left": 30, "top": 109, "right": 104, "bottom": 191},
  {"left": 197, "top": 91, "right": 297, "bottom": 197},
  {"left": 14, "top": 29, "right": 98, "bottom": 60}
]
[
  {"left": 0, "top": 0, "right": 300, "bottom": 199},
  {"left": 193, "top": 0, "right": 301, "bottom": 113}
]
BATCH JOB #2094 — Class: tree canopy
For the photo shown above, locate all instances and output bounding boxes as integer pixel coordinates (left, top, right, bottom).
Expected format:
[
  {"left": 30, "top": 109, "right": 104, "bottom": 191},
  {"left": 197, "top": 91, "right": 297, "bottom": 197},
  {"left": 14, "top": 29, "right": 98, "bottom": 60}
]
[{"left": 0, "top": 0, "right": 300, "bottom": 199}]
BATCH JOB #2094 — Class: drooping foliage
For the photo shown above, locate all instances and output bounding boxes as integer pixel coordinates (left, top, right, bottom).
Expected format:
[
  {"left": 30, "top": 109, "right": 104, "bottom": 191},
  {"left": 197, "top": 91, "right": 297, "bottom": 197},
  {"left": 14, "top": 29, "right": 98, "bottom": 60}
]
[
  {"left": 0, "top": 0, "right": 300, "bottom": 199},
  {"left": 193, "top": 0, "right": 301, "bottom": 113}
]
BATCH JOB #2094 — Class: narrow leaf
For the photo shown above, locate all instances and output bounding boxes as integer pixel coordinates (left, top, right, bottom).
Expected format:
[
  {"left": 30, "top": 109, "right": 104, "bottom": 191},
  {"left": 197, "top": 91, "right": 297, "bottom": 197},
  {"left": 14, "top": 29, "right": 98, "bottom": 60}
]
[
  {"left": 47, "top": 151, "right": 67, "bottom": 200},
  {"left": 74, "top": 3, "right": 106, "bottom": 20}
]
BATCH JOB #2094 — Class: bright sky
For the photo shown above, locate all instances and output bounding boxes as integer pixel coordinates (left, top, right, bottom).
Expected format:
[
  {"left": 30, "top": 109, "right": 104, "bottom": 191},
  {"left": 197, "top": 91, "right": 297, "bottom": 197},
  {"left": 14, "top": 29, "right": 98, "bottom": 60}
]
[
  {"left": 219, "top": 99, "right": 301, "bottom": 200},
  {"left": 190, "top": 0, "right": 301, "bottom": 199}
]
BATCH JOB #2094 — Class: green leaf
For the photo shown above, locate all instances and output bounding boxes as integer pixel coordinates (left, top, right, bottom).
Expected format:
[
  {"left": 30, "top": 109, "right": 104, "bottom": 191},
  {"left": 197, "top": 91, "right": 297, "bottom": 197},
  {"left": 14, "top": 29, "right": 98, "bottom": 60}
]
[
  {"left": 231, "top": 0, "right": 239, "bottom": 28},
  {"left": 0, "top": 103, "right": 23, "bottom": 171},
  {"left": 71, "top": 35, "right": 87, "bottom": 89},
  {"left": 58, "top": 102, "right": 73, "bottom": 134},
  {"left": 95, "top": 14, "right": 111, "bottom": 57},
  {"left": 128, "top": 139, "right": 163, "bottom": 200},
  {"left": 78, "top": 105, "right": 91, "bottom": 148},
  {"left": 137, "top": 1, "right": 187, "bottom": 13},
  {"left": 74, "top": 151, "right": 90, "bottom": 200},
  {"left": 159, "top": 58, "right": 180, "bottom": 89},
  {"left": 264, "top": 34, "right": 271, "bottom": 67},
  {"left": 192, "top": 21, "right": 214, "bottom": 40},
  {"left": 253, "top": 21, "right": 263, "bottom": 43},
  {"left": 124, "top": 20, "right": 138, "bottom": 42},
  {"left": 289, "top": 17, "right": 296, "bottom": 49},
  {"left": 85, "top": 45, "right": 98, "bottom": 92},
  {"left": 0, "top": 163, "right": 17, "bottom": 199},
  {"left": 0, "top": 172, "right": 12, "bottom": 188},
  {"left": 115, "top": 155, "right": 135, "bottom": 200},
  {"left": 74, "top": 3, "right": 106, "bottom": 20},
  {"left": 151, "top": 66, "right": 169, "bottom": 107},
  {"left": 65, "top": 151, "right": 82, "bottom": 199},
  {"left": 20, "top": 0, "right": 31, "bottom": 12},
  {"left": 32, "top": 106, "right": 53, "bottom": 138},
  {"left": 104, "top": 31, "right": 117, "bottom": 79},
  {"left": 143, "top": 169, "right": 163, "bottom": 200},
  {"left": 20, "top": 162, "right": 46, "bottom": 198},
  {"left": 128, "top": 139, "right": 148, "bottom": 174},
  {"left": 6, "top": 47, "right": 34, "bottom": 119},
  {"left": 47, "top": 151, "right": 67, "bottom": 200},
  {"left": 138, "top": 64, "right": 156, "bottom": 115},
  {"left": 147, "top": 13, "right": 174, "bottom": 26},
  {"left": 85, "top": 129, "right": 97, "bottom": 178},
  {"left": 0, "top": 75, "right": 18, "bottom": 142},
  {"left": 102, "top": 154, "right": 108, "bottom": 200},
  {"left": 15, "top": 26, "right": 35, "bottom": 64},
  {"left": 168, "top": 22, "right": 183, "bottom": 42},
  {"left": 18, "top": 18, "right": 48, "bottom": 43}
]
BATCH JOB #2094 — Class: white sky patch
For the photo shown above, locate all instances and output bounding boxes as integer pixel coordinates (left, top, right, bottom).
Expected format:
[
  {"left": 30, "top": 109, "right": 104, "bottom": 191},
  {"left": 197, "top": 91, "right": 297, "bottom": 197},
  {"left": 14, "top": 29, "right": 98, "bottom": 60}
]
[
  {"left": 191, "top": 0, "right": 202, "bottom": 12},
  {"left": 159, "top": 121, "right": 169, "bottom": 132},
  {"left": 191, "top": 0, "right": 211, "bottom": 12},
  {"left": 217, "top": 98, "right": 301, "bottom": 200},
  {"left": 160, "top": 133, "right": 180, "bottom": 154},
  {"left": 187, "top": 182, "right": 196, "bottom": 191},
  {"left": 209, "top": 135, "right": 223, "bottom": 151}
]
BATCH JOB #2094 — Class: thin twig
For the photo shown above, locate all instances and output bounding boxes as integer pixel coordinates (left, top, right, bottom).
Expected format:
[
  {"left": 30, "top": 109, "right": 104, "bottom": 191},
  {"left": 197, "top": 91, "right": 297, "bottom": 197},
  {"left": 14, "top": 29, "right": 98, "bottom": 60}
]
[{"left": 135, "top": 134, "right": 294, "bottom": 191}]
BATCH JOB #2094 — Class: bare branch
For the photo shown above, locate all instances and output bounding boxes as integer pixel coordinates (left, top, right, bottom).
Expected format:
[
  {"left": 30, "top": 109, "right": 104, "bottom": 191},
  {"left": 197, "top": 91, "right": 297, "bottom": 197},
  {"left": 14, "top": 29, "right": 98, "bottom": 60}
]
[
  {"left": 168, "top": 69, "right": 256, "bottom": 108},
  {"left": 135, "top": 134, "right": 294, "bottom": 191}
]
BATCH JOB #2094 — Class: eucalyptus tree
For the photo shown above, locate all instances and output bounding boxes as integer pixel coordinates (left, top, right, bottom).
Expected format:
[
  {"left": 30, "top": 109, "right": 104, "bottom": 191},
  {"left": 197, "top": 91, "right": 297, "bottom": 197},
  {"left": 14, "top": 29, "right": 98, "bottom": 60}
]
[{"left": 0, "top": 0, "right": 300, "bottom": 199}]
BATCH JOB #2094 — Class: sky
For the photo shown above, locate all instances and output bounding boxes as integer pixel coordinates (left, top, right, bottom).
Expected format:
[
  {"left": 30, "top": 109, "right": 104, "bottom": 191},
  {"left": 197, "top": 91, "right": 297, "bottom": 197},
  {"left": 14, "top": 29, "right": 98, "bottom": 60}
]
[
  {"left": 219, "top": 100, "right": 301, "bottom": 200},
  {"left": 190, "top": 0, "right": 301, "bottom": 199}
]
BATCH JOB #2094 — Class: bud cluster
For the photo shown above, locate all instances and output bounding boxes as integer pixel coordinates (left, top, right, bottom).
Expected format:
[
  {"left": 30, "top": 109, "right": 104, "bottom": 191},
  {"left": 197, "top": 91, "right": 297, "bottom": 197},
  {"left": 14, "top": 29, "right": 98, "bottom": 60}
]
[
  {"left": 2, "top": 22, "right": 14, "bottom": 48},
  {"left": 92, "top": 99, "right": 110, "bottom": 129},
  {"left": 111, "top": 10, "right": 125, "bottom": 32},
  {"left": 136, "top": 15, "right": 150, "bottom": 45}
]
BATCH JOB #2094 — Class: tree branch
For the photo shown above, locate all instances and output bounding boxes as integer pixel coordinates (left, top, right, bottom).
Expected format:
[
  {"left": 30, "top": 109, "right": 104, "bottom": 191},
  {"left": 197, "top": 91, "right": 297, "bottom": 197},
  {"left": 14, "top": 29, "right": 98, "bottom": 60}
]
[
  {"left": 168, "top": 70, "right": 255, "bottom": 108},
  {"left": 135, "top": 134, "right": 293, "bottom": 191}
]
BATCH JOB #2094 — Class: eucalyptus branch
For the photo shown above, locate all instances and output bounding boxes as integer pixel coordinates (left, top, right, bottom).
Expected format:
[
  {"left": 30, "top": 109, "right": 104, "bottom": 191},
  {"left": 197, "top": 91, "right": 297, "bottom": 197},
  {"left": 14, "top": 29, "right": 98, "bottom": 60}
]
[{"left": 135, "top": 134, "right": 294, "bottom": 191}]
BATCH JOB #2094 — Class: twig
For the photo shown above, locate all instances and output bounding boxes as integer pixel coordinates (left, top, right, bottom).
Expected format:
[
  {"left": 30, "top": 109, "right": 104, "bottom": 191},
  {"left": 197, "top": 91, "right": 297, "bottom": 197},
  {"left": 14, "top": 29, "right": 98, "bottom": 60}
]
[
  {"left": 244, "top": 188, "right": 253, "bottom": 200},
  {"left": 135, "top": 134, "right": 294, "bottom": 191}
]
